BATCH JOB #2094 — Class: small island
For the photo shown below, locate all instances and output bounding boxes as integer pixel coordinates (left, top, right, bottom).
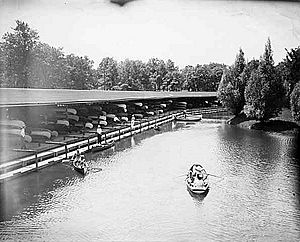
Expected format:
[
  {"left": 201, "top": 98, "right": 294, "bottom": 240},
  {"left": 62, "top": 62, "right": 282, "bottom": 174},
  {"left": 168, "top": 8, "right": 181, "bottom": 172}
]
[{"left": 217, "top": 40, "right": 300, "bottom": 134}]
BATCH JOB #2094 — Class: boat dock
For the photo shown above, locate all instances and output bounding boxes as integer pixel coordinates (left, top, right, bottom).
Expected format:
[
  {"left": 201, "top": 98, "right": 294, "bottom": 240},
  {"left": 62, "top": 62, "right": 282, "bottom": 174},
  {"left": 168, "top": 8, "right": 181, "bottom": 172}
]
[{"left": 0, "top": 88, "right": 227, "bottom": 182}]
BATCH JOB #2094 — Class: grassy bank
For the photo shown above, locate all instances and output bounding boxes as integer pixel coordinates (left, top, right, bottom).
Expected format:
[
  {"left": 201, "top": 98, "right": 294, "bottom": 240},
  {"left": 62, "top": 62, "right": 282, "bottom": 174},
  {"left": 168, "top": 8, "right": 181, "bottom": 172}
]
[{"left": 228, "top": 109, "right": 300, "bottom": 133}]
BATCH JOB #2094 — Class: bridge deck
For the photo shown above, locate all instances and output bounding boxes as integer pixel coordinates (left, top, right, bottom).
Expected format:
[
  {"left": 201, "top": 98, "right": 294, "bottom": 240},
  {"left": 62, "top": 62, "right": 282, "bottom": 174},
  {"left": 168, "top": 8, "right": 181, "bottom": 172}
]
[{"left": 0, "top": 88, "right": 216, "bottom": 107}]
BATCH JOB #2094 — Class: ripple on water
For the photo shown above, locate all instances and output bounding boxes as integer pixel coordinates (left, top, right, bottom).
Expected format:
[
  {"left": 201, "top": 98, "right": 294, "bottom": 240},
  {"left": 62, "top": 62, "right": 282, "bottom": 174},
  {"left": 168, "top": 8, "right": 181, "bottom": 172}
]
[{"left": 1, "top": 121, "right": 299, "bottom": 241}]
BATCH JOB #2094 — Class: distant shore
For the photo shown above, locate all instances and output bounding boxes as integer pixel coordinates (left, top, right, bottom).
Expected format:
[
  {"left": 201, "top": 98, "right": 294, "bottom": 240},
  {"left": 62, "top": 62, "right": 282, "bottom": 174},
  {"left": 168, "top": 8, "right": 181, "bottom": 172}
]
[{"left": 227, "top": 109, "right": 300, "bottom": 134}]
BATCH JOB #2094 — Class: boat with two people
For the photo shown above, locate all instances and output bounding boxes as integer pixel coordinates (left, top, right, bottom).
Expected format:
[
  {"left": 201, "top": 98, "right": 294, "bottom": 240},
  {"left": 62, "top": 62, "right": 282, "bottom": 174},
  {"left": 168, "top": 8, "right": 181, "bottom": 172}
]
[
  {"left": 186, "top": 164, "right": 209, "bottom": 194},
  {"left": 72, "top": 150, "right": 88, "bottom": 175}
]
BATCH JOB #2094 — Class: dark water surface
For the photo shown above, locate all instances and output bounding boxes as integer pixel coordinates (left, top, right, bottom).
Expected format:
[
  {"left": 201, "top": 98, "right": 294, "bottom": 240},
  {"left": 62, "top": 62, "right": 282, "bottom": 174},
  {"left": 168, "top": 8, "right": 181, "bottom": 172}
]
[{"left": 0, "top": 119, "right": 299, "bottom": 241}]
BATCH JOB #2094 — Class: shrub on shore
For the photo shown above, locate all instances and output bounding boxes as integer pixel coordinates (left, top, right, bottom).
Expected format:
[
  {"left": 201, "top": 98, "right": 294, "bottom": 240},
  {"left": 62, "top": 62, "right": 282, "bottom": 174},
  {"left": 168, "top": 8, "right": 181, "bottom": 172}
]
[{"left": 290, "top": 82, "right": 300, "bottom": 121}]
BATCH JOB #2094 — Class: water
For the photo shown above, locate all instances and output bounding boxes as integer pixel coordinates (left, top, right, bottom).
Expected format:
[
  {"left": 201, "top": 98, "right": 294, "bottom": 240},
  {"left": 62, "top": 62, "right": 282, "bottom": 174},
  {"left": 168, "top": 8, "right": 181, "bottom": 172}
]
[{"left": 0, "top": 119, "right": 299, "bottom": 241}]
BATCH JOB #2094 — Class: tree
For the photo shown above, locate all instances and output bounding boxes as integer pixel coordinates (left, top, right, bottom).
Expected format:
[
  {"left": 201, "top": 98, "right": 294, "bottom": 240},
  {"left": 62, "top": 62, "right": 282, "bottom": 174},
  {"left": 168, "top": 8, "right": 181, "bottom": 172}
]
[
  {"left": 205, "top": 63, "right": 226, "bottom": 91},
  {"left": 118, "top": 59, "right": 143, "bottom": 91},
  {"left": 162, "top": 59, "right": 183, "bottom": 91},
  {"left": 282, "top": 47, "right": 300, "bottom": 106},
  {"left": 290, "top": 82, "right": 300, "bottom": 121},
  {"left": 28, "top": 42, "right": 68, "bottom": 88},
  {"left": 181, "top": 65, "right": 194, "bottom": 91},
  {"left": 0, "top": 45, "right": 7, "bottom": 87},
  {"left": 244, "top": 38, "right": 284, "bottom": 121},
  {"left": 146, "top": 58, "right": 167, "bottom": 91},
  {"left": 217, "top": 68, "right": 244, "bottom": 114},
  {"left": 217, "top": 48, "right": 246, "bottom": 115},
  {"left": 1, "top": 20, "right": 39, "bottom": 87},
  {"left": 65, "top": 54, "right": 96, "bottom": 90},
  {"left": 97, "top": 57, "right": 119, "bottom": 90},
  {"left": 276, "top": 61, "right": 290, "bottom": 107}
]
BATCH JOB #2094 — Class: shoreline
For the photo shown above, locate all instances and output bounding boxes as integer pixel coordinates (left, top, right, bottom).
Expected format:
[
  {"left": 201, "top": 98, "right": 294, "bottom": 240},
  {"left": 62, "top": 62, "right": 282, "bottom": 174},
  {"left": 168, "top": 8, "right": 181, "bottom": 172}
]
[{"left": 227, "top": 109, "right": 300, "bottom": 134}]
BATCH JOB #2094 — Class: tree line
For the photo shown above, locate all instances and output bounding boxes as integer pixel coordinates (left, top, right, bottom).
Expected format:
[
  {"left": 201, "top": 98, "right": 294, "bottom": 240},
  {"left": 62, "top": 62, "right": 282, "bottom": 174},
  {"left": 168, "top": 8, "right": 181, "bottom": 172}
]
[
  {"left": 0, "top": 20, "right": 225, "bottom": 92},
  {"left": 1, "top": 21, "right": 299, "bottom": 122},
  {"left": 217, "top": 39, "right": 300, "bottom": 122}
]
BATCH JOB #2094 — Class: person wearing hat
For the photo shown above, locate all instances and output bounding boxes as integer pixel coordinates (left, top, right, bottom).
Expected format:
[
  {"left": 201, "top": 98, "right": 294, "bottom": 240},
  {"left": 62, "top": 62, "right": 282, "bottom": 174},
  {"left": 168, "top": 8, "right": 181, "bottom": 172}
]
[
  {"left": 131, "top": 114, "right": 135, "bottom": 129},
  {"left": 96, "top": 124, "right": 102, "bottom": 144},
  {"left": 20, "top": 125, "right": 26, "bottom": 149}
]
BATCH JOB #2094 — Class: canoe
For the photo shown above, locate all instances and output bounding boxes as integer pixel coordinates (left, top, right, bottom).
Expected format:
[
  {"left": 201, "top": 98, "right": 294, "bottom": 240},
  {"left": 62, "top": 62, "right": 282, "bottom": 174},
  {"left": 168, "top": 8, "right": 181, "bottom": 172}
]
[
  {"left": 134, "top": 102, "right": 143, "bottom": 107},
  {"left": 106, "top": 114, "right": 116, "bottom": 119},
  {"left": 89, "top": 140, "right": 115, "bottom": 153},
  {"left": 56, "top": 119, "right": 69, "bottom": 126},
  {"left": 146, "top": 111, "right": 154, "bottom": 116},
  {"left": 54, "top": 107, "right": 77, "bottom": 115},
  {"left": 120, "top": 117, "right": 128, "bottom": 122},
  {"left": 0, "top": 128, "right": 32, "bottom": 143},
  {"left": 99, "top": 120, "right": 107, "bottom": 126},
  {"left": 115, "top": 104, "right": 126, "bottom": 109},
  {"left": 72, "top": 159, "right": 88, "bottom": 175},
  {"left": 0, "top": 128, "right": 23, "bottom": 136},
  {"left": 85, "top": 122, "right": 93, "bottom": 129},
  {"left": 133, "top": 114, "right": 143, "bottom": 119},
  {"left": 88, "top": 115, "right": 99, "bottom": 120},
  {"left": 30, "top": 130, "right": 52, "bottom": 139},
  {"left": 40, "top": 121, "right": 69, "bottom": 133},
  {"left": 66, "top": 114, "right": 79, "bottom": 122},
  {"left": 186, "top": 164, "right": 209, "bottom": 194},
  {"left": 99, "top": 115, "right": 107, "bottom": 121},
  {"left": 115, "top": 104, "right": 127, "bottom": 112},
  {"left": 0, "top": 120, "right": 26, "bottom": 129},
  {"left": 175, "top": 115, "right": 202, "bottom": 122}
]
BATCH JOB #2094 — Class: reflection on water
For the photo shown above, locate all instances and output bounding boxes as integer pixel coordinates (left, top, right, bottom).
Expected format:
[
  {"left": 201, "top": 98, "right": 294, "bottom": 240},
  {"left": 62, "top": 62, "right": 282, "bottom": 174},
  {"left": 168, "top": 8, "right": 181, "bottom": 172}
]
[{"left": 0, "top": 119, "right": 299, "bottom": 241}]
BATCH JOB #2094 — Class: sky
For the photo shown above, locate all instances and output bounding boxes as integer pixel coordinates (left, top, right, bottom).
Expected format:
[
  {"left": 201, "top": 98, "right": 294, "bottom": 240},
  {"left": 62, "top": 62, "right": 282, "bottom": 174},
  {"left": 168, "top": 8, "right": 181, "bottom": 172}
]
[{"left": 0, "top": 0, "right": 299, "bottom": 67}]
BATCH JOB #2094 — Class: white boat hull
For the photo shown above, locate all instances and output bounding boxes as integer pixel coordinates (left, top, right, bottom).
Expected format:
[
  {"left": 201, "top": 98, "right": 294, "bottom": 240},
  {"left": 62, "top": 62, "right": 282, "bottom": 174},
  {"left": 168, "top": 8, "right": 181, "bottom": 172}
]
[{"left": 186, "top": 178, "right": 209, "bottom": 194}]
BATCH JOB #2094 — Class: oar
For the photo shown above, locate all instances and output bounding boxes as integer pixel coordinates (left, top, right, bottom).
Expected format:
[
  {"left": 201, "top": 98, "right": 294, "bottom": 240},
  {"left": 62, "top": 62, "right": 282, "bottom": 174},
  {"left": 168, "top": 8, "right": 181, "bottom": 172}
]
[
  {"left": 208, "top": 173, "right": 222, "bottom": 178},
  {"left": 88, "top": 167, "right": 102, "bottom": 172}
]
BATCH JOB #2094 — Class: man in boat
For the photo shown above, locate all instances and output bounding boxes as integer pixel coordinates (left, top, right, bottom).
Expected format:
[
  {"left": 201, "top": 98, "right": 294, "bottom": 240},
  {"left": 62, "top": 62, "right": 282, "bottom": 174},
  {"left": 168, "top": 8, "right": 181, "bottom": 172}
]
[
  {"left": 96, "top": 124, "right": 102, "bottom": 144},
  {"left": 73, "top": 150, "right": 86, "bottom": 168}
]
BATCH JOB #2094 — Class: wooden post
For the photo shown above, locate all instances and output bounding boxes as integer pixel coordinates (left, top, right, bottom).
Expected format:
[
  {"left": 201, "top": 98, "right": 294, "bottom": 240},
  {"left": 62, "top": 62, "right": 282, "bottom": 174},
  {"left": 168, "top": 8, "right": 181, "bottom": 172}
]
[
  {"left": 65, "top": 144, "right": 68, "bottom": 159},
  {"left": 87, "top": 137, "right": 90, "bottom": 150},
  {"left": 35, "top": 152, "right": 38, "bottom": 170},
  {"left": 119, "top": 129, "right": 121, "bottom": 141},
  {"left": 104, "top": 133, "right": 107, "bottom": 143}
]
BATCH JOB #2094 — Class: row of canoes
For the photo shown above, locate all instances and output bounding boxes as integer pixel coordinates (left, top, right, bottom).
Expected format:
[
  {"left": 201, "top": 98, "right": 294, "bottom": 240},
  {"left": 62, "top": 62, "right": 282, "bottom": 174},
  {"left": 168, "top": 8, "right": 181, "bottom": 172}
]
[{"left": 1, "top": 100, "right": 190, "bottom": 148}]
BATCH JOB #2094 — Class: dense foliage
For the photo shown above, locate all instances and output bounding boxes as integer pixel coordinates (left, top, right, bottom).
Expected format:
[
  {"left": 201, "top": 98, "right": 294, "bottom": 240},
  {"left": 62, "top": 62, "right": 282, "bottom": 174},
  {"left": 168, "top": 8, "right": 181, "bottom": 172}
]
[
  {"left": 1, "top": 21, "right": 299, "bottom": 122},
  {"left": 217, "top": 38, "right": 292, "bottom": 122},
  {"left": 244, "top": 38, "right": 285, "bottom": 121},
  {"left": 0, "top": 21, "right": 225, "bottom": 91},
  {"left": 290, "top": 82, "right": 300, "bottom": 121},
  {"left": 217, "top": 48, "right": 246, "bottom": 115}
]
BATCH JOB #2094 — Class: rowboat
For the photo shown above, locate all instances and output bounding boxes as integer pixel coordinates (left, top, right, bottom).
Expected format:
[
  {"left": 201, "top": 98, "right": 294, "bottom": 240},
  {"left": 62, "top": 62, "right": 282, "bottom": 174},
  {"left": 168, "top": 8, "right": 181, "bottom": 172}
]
[
  {"left": 89, "top": 140, "right": 115, "bottom": 153},
  {"left": 175, "top": 115, "right": 202, "bottom": 122},
  {"left": 186, "top": 164, "right": 209, "bottom": 194},
  {"left": 72, "top": 155, "right": 88, "bottom": 175}
]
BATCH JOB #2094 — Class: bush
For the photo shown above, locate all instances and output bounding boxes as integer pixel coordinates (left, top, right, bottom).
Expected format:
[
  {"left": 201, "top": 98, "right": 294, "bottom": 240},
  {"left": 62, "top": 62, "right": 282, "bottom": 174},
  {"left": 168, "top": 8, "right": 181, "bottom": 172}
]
[{"left": 290, "top": 82, "right": 300, "bottom": 121}]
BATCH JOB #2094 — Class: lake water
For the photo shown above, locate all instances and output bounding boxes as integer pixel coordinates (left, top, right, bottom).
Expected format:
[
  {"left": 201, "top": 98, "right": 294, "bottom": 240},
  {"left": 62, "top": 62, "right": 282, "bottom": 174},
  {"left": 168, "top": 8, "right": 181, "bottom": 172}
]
[{"left": 0, "top": 118, "right": 299, "bottom": 241}]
